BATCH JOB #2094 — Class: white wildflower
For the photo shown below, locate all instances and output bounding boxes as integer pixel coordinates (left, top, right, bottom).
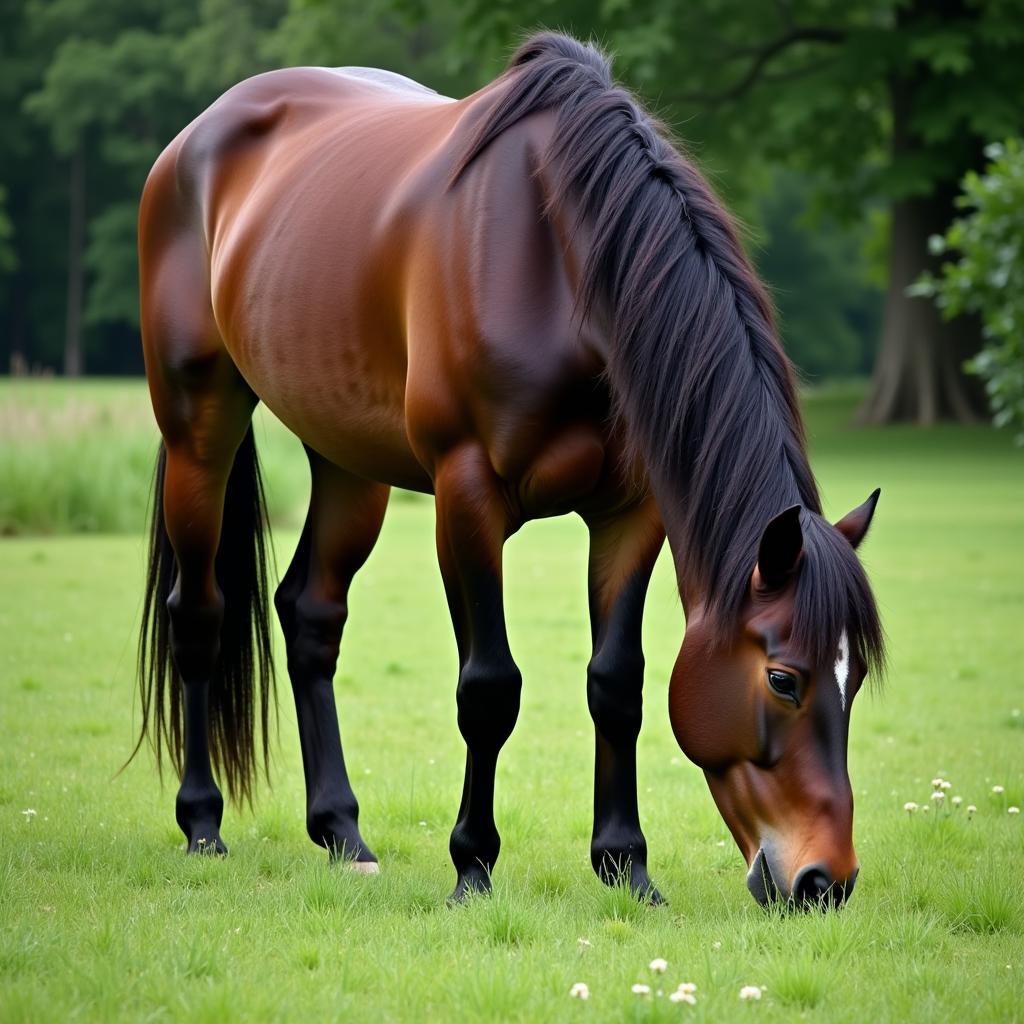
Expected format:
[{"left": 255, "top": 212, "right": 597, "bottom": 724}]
[
  {"left": 904, "top": 802, "right": 918, "bottom": 813},
  {"left": 967, "top": 804, "right": 977, "bottom": 816},
  {"left": 993, "top": 785, "right": 1005, "bottom": 794},
  {"left": 631, "top": 984, "right": 651, "bottom": 996},
  {"left": 739, "top": 985, "right": 763, "bottom": 1001},
  {"left": 670, "top": 990, "right": 697, "bottom": 1005},
  {"left": 569, "top": 982, "right": 590, "bottom": 1000},
  {"left": 577, "top": 937, "right": 592, "bottom": 948},
  {"left": 1009, "top": 807, "right": 1020, "bottom": 816},
  {"left": 676, "top": 982, "right": 697, "bottom": 994},
  {"left": 21, "top": 809, "right": 37, "bottom": 819},
  {"left": 931, "top": 791, "right": 945, "bottom": 802},
  {"left": 921, "top": 805, "right": 930, "bottom": 813},
  {"left": 931, "top": 778, "right": 944, "bottom": 789},
  {"left": 940, "top": 781, "right": 952, "bottom": 790},
  {"left": 952, "top": 796, "right": 962, "bottom": 806},
  {"left": 649, "top": 958, "right": 668, "bottom": 974}
]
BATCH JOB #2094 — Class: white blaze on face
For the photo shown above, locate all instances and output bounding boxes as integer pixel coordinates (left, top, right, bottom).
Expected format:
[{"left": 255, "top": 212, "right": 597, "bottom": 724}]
[{"left": 834, "top": 629, "right": 850, "bottom": 711}]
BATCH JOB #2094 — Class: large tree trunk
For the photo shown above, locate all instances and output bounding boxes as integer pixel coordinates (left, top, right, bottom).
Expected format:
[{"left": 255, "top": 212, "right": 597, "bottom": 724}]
[
  {"left": 857, "top": 191, "right": 985, "bottom": 425},
  {"left": 858, "top": 0, "right": 986, "bottom": 425},
  {"left": 63, "top": 145, "right": 85, "bottom": 377}
]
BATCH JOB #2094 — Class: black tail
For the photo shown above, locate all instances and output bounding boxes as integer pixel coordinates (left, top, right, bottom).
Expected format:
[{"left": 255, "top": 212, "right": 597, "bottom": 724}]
[{"left": 133, "top": 427, "right": 275, "bottom": 806}]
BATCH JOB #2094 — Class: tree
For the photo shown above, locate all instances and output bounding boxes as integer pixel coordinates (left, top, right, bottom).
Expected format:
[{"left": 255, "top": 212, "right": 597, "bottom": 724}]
[
  {"left": 915, "top": 139, "right": 1024, "bottom": 443},
  {"left": 24, "top": 7, "right": 200, "bottom": 374},
  {"left": 401, "top": 0, "right": 1024, "bottom": 423}
]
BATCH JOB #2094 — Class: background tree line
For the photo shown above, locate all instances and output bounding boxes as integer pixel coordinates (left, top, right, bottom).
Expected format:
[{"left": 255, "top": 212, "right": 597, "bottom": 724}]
[{"left": 2, "top": 0, "right": 1022, "bottom": 426}]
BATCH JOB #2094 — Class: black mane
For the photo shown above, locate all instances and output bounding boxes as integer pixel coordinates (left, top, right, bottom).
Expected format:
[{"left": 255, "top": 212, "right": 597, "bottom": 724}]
[{"left": 454, "top": 33, "right": 884, "bottom": 677}]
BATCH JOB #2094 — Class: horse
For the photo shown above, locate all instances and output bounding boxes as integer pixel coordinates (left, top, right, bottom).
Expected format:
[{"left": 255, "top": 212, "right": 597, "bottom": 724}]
[{"left": 134, "top": 32, "right": 884, "bottom": 908}]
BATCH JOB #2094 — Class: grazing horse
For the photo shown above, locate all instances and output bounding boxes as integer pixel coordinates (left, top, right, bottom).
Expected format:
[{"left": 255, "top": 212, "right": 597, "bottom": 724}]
[{"left": 135, "top": 33, "right": 884, "bottom": 908}]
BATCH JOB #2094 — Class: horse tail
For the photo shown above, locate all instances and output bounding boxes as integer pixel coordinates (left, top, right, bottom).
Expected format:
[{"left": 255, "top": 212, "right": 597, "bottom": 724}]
[{"left": 132, "top": 428, "right": 275, "bottom": 806}]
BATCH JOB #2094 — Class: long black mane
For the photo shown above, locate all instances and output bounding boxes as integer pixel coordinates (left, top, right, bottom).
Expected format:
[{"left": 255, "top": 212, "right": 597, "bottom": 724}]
[{"left": 455, "top": 33, "right": 884, "bottom": 676}]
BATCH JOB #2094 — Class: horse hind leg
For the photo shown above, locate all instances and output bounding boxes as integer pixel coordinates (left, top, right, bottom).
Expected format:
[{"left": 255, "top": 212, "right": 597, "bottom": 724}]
[
  {"left": 274, "top": 447, "right": 389, "bottom": 867},
  {"left": 140, "top": 222, "right": 271, "bottom": 853}
]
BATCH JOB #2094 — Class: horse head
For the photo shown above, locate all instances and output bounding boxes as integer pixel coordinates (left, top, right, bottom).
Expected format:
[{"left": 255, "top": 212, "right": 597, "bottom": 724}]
[{"left": 669, "top": 491, "right": 882, "bottom": 908}]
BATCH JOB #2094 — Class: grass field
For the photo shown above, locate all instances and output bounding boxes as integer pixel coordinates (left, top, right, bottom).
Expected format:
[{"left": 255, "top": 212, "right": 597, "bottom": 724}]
[{"left": 1, "top": 381, "right": 1022, "bottom": 1022}]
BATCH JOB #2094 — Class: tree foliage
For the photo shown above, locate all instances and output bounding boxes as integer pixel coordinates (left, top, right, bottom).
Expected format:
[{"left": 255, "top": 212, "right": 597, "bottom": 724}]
[
  {"left": 915, "top": 140, "right": 1024, "bottom": 442},
  {"left": 395, "top": 0, "right": 1024, "bottom": 422},
  {"left": 2, "top": 0, "right": 1020, "bottom": 397}
]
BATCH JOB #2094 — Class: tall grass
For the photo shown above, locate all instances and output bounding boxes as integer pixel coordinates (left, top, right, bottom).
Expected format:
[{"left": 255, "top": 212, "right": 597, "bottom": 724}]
[
  {"left": 0, "top": 379, "right": 312, "bottom": 534},
  {"left": 0, "top": 379, "right": 431, "bottom": 535}
]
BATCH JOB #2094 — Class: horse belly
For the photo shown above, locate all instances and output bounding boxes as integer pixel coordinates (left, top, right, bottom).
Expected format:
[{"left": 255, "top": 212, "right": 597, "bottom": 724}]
[
  {"left": 208, "top": 131, "right": 438, "bottom": 489},
  {"left": 215, "top": 238, "right": 424, "bottom": 487}
]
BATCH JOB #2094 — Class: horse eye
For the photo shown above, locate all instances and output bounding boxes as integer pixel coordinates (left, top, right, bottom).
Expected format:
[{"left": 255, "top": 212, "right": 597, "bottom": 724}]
[{"left": 767, "top": 669, "right": 800, "bottom": 706}]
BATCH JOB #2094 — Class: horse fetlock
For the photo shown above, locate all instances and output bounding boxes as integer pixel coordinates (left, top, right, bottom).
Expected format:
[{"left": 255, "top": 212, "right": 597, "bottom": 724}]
[
  {"left": 176, "top": 781, "right": 224, "bottom": 825},
  {"left": 450, "top": 820, "right": 499, "bottom": 876},
  {"left": 306, "top": 798, "right": 368, "bottom": 858},
  {"left": 591, "top": 827, "right": 648, "bottom": 878},
  {"left": 176, "top": 781, "right": 226, "bottom": 853}
]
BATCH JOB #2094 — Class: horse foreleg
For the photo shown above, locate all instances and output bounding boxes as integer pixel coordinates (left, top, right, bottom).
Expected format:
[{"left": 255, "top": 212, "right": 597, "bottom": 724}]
[
  {"left": 274, "top": 450, "right": 389, "bottom": 868},
  {"left": 434, "top": 445, "right": 521, "bottom": 902},
  {"left": 584, "top": 498, "right": 665, "bottom": 901}
]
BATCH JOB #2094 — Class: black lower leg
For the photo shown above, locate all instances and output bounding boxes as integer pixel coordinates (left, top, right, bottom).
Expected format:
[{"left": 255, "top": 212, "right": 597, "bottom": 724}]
[
  {"left": 169, "top": 589, "right": 227, "bottom": 855},
  {"left": 448, "top": 655, "right": 522, "bottom": 901},
  {"left": 584, "top": 508, "right": 665, "bottom": 902},
  {"left": 588, "top": 655, "right": 659, "bottom": 900},
  {"left": 275, "top": 465, "right": 388, "bottom": 865},
  {"left": 286, "top": 598, "right": 375, "bottom": 864},
  {"left": 433, "top": 448, "right": 522, "bottom": 903}
]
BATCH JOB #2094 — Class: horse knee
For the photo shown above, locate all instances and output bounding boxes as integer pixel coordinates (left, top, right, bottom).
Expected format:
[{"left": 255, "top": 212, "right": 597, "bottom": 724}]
[
  {"left": 587, "top": 648, "right": 644, "bottom": 744},
  {"left": 456, "top": 657, "right": 522, "bottom": 751},
  {"left": 286, "top": 593, "right": 348, "bottom": 682}
]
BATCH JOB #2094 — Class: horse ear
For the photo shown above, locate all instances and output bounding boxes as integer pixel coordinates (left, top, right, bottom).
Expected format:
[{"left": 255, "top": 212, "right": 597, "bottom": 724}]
[
  {"left": 756, "top": 505, "right": 803, "bottom": 590},
  {"left": 834, "top": 488, "right": 880, "bottom": 550}
]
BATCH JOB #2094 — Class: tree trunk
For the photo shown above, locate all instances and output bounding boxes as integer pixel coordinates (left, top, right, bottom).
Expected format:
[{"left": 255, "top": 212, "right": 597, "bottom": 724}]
[
  {"left": 63, "top": 145, "right": 85, "bottom": 377},
  {"left": 857, "top": 191, "right": 985, "bottom": 425},
  {"left": 858, "top": 0, "right": 986, "bottom": 425}
]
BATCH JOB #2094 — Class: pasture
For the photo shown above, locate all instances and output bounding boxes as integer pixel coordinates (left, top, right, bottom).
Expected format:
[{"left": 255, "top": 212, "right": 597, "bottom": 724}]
[{"left": 1, "top": 379, "right": 1022, "bottom": 1022}]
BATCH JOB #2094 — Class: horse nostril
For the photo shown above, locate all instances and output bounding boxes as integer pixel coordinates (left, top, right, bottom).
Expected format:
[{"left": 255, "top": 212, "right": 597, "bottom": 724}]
[{"left": 792, "top": 863, "right": 856, "bottom": 909}]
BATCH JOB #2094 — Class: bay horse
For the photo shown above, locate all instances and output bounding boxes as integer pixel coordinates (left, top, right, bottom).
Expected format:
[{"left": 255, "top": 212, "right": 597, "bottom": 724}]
[{"left": 135, "top": 33, "right": 884, "bottom": 908}]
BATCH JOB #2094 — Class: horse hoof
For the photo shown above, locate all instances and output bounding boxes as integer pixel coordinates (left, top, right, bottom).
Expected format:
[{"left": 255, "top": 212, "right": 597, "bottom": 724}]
[
  {"left": 642, "top": 884, "right": 666, "bottom": 906},
  {"left": 448, "top": 868, "right": 492, "bottom": 904}
]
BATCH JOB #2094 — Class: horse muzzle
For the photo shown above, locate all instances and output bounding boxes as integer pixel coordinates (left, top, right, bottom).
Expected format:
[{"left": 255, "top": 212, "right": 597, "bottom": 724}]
[{"left": 746, "top": 848, "right": 858, "bottom": 909}]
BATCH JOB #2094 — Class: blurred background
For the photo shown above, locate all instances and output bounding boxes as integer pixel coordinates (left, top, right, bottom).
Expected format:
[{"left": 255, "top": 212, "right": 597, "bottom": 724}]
[{"left": 2, "top": 0, "right": 1023, "bottom": 533}]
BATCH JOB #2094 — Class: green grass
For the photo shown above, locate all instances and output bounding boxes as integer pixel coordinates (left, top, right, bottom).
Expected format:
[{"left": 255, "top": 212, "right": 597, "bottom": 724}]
[
  {"left": 0, "top": 377, "right": 331, "bottom": 534},
  {"left": 1, "top": 381, "right": 1023, "bottom": 1022}
]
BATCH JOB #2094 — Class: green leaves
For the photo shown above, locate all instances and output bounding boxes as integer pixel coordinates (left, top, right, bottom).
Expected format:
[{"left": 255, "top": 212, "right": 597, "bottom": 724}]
[{"left": 920, "top": 139, "right": 1024, "bottom": 442}]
